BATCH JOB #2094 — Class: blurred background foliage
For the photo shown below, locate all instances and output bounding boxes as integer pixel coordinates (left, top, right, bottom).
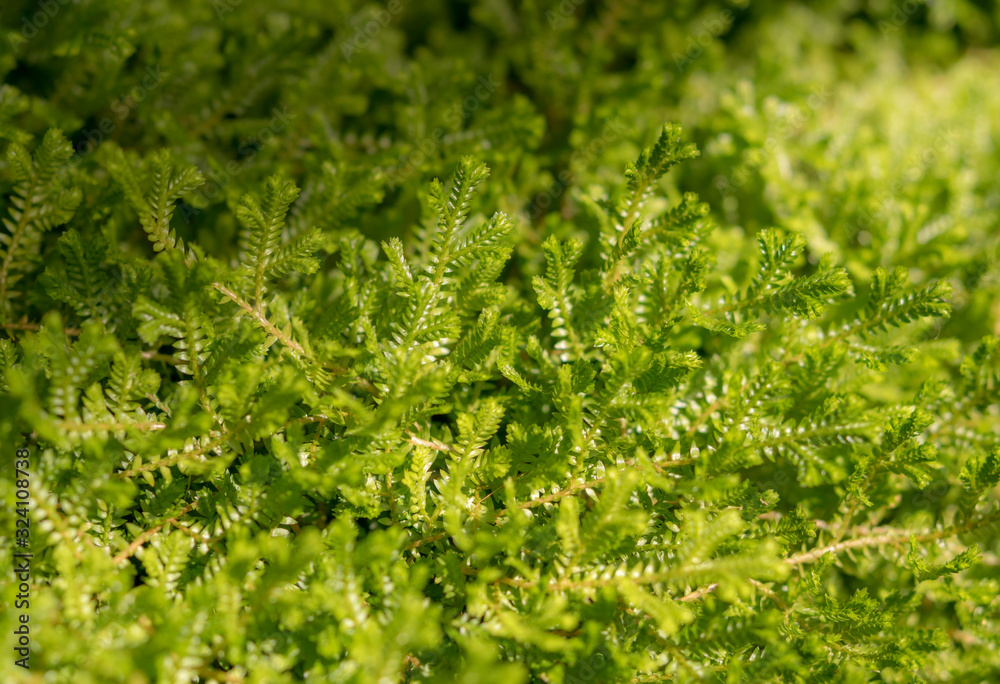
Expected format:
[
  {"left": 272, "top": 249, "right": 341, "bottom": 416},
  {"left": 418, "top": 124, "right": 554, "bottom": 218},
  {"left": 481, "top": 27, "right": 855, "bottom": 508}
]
[{"left": 3, "top": 0, "right": 998, "bottom": 338}]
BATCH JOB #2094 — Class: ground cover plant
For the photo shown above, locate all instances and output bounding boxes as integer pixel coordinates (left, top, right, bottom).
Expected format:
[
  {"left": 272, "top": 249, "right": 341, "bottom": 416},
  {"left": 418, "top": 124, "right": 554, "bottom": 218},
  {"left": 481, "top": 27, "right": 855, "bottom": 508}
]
[{"left": 1, "top": 1, "right": 999, "bottom": 682}]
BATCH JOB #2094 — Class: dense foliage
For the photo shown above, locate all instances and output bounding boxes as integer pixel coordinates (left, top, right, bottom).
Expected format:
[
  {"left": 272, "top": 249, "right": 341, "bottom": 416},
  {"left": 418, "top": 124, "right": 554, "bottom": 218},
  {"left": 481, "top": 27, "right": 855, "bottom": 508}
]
[{"left": 2, "top": 1, "right": 1000, "bottom": 682}]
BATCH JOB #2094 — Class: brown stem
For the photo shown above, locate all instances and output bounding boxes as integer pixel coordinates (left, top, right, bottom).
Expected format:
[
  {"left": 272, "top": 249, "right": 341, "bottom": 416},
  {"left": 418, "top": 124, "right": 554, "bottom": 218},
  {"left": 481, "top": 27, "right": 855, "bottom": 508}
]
[
  {"left": 112, "top": 499, "right": 200, "bottom": 564},
  {"left": 785, "top": 508, "right": 1000, "bottom": 566}
]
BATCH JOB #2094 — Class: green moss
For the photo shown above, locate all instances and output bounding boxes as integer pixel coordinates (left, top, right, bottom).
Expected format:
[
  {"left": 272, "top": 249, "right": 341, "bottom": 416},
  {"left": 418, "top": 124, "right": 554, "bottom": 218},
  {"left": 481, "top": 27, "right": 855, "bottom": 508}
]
[{"left": 1, "top": 1, "right": 999, "bottom": 682}]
